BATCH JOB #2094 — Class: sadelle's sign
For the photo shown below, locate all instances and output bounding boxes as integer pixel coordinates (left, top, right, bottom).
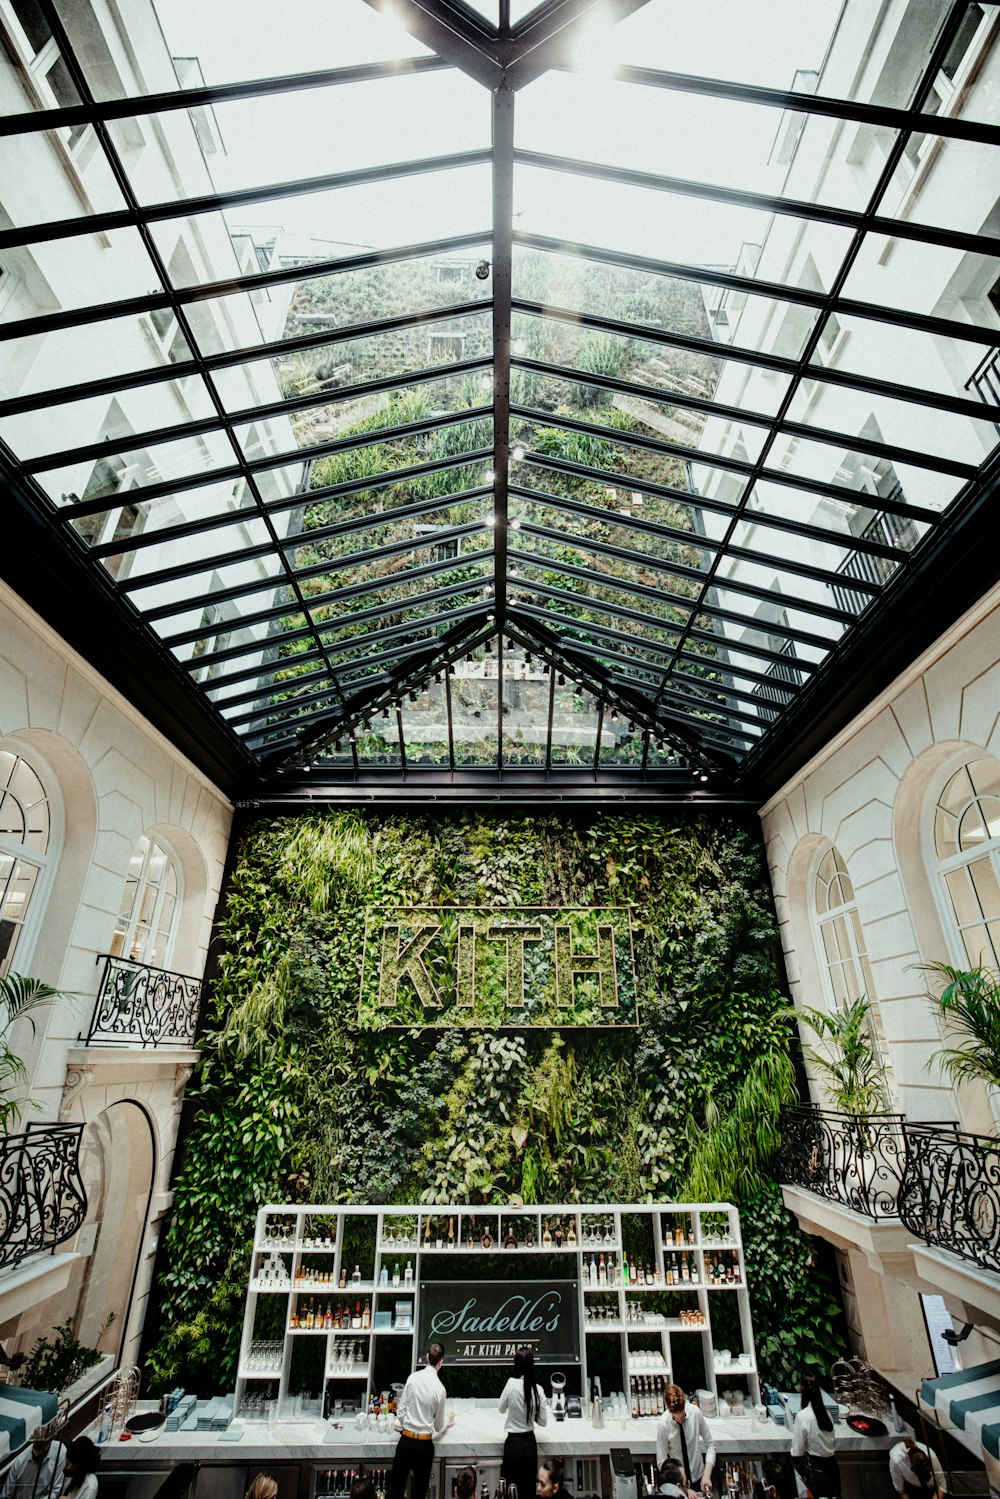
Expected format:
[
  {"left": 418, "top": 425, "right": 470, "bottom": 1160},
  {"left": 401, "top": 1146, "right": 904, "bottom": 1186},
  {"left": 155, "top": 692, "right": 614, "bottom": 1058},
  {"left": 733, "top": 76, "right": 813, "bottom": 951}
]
[
  {"left": 418, "top": 1280, "right": 581, "bottom": 1365},
  {"left": 359, "top": 906, "right": 638, "bottom": 1028}
]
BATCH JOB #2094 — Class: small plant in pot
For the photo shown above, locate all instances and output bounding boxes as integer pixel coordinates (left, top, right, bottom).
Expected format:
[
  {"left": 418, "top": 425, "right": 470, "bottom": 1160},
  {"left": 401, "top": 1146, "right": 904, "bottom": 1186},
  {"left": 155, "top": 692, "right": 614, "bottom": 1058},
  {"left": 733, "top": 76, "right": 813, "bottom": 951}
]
[{"left": 786, "top": 995, "right": 890, "bottom": 1116}]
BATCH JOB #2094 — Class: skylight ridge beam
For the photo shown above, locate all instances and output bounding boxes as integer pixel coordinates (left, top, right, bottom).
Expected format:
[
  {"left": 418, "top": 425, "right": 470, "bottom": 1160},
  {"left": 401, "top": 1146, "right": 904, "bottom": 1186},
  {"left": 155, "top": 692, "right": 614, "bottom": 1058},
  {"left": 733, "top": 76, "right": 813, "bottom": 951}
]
[{"left": 491, "top": 87, "right": 515, "bottom": 628}]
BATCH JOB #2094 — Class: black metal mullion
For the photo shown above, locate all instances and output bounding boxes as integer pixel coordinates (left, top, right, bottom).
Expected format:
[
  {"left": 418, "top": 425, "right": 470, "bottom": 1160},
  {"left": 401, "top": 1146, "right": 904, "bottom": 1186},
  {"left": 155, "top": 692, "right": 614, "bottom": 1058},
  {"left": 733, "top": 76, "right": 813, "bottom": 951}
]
[
  {"left": 513, "top": 298, "right": 1000, "bottom": 426},
  {"left": 0, "top": 149, "right": 494, "bottom": 253},
  {"left": 24, "top": 358, "right": 493, "bottom": 473},
  {"left": 513, "top": 479, "right": 902, "bottom": 576},
  {"left": 509, "top": 555, "right": 831, "bottom": 659},
  {"left": 445, "top": 666, "right": 456, "bottom": 772},
  {"left": 510, "top": 403, "right": 945, "bottom": 522},
  {"left": 512, "top": 146, "right": 1000, "bottom": 261},
  {"left": 513, "top": 231, "right": 1000, "bottom": 352},
  {"left": 0, "top": 56, "right": 451, "bottom": 139},
  {"left": 0, "top": 300, "right": 493, "bottom": 416},
  {"left": 2, "top": 233, "right": 494, "bottom": 344},
  {"left": 652, "top": 0, "right": 978, "bottom": 723}
]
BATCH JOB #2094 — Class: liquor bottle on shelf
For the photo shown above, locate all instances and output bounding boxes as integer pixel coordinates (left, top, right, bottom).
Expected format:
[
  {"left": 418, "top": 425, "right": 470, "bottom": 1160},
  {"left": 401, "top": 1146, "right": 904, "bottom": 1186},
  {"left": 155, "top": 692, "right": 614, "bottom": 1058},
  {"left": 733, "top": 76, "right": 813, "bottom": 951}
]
[
  {"left": 598, "top": 1254, "right": 607, "bottom": 1286},
  {"left": 497, "top": 1481, "right": 507, "bottom": 1499},
  {"left": 324, "top": 1303, "right": 333, "bottom": 1329},
  {"left": 630, "top": 1378, "right": 639, "bottom": 1418},
  {"left": 392, "top": 1262, "right": 401, "bottom": 1288},
  {"left": 588, "top": 1255, "right": 598, "bottom": 1286},
  {"left": 481, "top": 1480, "right": 489, "bottom": 1499},
  {"left": 542, "top": 1220, "right": 553, "bottom": 1249},
  {"left": 687, "top": 1220, "right": 695, "bottom": 1246},
  {"left": 289, "top": 1306, "right": 299, "bottom": 1329},
  {"left": 504, "top": 1227, "right": 519, "bottom": 1250},
  {"left": 653, "top": 1259, "right": 663, "bottom": 1286},
  {"left": 645, "top": 1262, "right": 654, "bottom": 1286},
  {"left": 554, "top": 1220, "right": 564, "bottom": 1250},
  {"left": 480, "top": 1224, "right": 494, "bottom": 1250},
  {"left": 351, "top": 1299, "right": 362, "bottom": 1330},
  {"left": 665, "top": 1260, "right": 674, "bottom": 1288},
  {"left": 404, "top": 1261, "right": 413, "bottom": 1287},
  {"left": 566, "top": 1219, "right": 577, "bottom": 1247},
  {"left": 424, "top": 1219, "right": 432, "bottom": 1251},
  {"left": 681, "top": 1253, "right": 690, "bottom": 1283},
  {"left": 622, "top": 1255, "right": 630, "bottom": 1287},
  {"left": 379, "top": 1265, "right": 388, "bottom": 1289},
  {"left": 466, "top": 1224, "right": 475, "bottom": 1251},
  {"left": 448, "top": 1218, "right": 456, "bottom": 1250},
  {"left": 690, "top": 1255, "right": 700, "bottom": 1285},
  {"left": 339, "top": 1266, "right": 347, "bottom": 1289},
  {"left": 362, "top": 1300, "right": 371, "bottom": 1329},
  {"left": 674, "top": 1223, "right": 684, "bottom": 1247}
]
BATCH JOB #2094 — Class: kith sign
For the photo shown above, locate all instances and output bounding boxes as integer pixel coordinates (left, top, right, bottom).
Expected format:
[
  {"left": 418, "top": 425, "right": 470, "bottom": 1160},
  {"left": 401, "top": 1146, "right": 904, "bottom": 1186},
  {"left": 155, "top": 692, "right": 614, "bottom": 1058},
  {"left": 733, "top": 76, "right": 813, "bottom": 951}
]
[{"left": 359, "top": 906, "right": 637, "bottom": 1028}]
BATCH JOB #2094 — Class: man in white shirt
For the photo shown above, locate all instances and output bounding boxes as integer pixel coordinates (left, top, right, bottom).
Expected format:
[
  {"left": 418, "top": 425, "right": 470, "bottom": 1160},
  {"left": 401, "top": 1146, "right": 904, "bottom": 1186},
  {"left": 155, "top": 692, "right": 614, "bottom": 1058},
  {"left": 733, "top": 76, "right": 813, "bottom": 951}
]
[
  {"left": 655, "top": 1386, "right": 716, "bottom": 1499},
  {"left": 387, "top": 1343, "right": 455, "bottom": 1499},
  {"left": 0, "top": 1436, "right": 66, "bottom": 1499}
]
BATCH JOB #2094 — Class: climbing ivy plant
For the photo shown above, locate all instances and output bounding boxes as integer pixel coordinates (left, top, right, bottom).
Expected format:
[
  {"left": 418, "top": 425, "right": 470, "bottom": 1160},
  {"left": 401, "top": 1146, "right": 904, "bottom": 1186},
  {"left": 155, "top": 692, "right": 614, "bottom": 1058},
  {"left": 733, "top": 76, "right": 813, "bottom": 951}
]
[{"left": 145, "top": 812, "right": 843, "bottom": 1390}]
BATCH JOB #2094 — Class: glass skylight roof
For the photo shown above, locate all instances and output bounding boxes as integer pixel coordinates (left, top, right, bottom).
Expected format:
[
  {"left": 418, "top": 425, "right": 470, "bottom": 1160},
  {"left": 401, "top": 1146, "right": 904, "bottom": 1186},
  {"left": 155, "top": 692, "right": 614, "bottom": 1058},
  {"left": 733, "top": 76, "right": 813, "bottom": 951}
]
[{"left": 1, "top": 0, "right": 998, "bottom": 792}]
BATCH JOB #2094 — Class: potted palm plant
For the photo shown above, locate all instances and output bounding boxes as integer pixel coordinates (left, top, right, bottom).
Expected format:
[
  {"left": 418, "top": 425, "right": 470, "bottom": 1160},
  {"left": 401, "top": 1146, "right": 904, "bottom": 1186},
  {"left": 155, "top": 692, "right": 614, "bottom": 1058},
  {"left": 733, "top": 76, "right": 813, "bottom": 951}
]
[{"left": 0, "top": 973, "right": 72, "bottom": 1131}]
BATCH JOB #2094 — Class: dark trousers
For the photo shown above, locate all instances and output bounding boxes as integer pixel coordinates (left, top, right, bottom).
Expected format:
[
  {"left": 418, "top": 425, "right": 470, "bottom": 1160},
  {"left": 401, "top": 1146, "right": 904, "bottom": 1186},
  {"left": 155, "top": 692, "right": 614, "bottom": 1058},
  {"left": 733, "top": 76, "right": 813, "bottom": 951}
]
[
  {"left": 797, "top": 1457, "right": 840, "bottom": 1499},
  {"left": 387, "top": 1434, "right": 436, "bottom": 1499},
  {"left": 502, "top": 1428, "right": 538, "bottom": 1499}
]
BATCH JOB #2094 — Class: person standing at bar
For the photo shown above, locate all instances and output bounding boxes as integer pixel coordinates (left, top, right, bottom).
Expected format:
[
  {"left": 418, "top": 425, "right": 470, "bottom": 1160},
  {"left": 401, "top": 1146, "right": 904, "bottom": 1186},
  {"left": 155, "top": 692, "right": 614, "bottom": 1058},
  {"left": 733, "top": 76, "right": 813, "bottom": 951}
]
[
  {"left": 790, "top": 1374, "right": 839, "bottom": 1499},
  {"left": 655, "top": 1386, "right": 716, "bottom": 1499},
  {"left": 499, "top": 1346, "right": 549, "bottom": 1499},
  {"left": 387, "top": 1343, "right": 454, "bottom": 1499}
]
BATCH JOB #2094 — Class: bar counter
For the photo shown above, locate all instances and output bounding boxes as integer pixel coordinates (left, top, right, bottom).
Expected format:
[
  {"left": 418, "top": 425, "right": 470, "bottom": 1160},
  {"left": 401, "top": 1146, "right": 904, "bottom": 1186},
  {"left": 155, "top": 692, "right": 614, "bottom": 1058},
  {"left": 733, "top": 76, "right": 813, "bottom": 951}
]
[{"left": 92, "top": 1400, "right": 902, "bottom": 1463}]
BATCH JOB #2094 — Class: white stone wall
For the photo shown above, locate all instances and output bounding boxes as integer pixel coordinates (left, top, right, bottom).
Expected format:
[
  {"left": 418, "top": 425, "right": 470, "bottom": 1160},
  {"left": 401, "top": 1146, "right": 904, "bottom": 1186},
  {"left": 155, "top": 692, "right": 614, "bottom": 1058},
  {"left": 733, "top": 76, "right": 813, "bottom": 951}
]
[
  {"left": 761, "top": 579, "right": 1000, "bottom": 1133},
  {"left": 0, "top": 578, "right": 231, "bottom": 1367}
]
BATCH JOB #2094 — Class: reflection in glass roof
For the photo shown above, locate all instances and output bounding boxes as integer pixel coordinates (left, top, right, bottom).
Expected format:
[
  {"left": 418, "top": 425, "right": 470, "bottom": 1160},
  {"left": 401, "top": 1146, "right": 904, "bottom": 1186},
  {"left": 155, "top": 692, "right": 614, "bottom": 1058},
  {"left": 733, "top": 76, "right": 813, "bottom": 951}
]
[{"left": 1, "top": 0, "right": 998, "bottom": 793}]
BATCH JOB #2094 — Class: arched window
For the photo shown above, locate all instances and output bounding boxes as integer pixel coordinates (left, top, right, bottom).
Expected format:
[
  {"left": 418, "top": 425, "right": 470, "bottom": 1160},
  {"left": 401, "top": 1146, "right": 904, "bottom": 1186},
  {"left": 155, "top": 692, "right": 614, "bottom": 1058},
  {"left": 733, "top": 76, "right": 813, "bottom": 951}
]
[
  {"left": 814, "top": 847, "right": 877, "bottom": 1006},
  {"left": 0, "top": 750, "right": 51, "bottom": 978},
  {"left": 934, "top": 758, "right": 1000, "bottom": 967},
  {"left": 111, "top": 836, "right": 180, "bottom": 968}
]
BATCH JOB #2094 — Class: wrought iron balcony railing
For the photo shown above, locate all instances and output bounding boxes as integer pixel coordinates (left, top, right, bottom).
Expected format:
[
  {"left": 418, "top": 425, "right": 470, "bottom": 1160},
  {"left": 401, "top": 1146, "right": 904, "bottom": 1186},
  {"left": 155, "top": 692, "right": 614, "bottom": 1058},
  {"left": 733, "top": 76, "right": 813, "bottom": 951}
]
[
  {"left": 82, "top": 955, "right": 203, "bottom": 1049},
  {"left": 778, "top": 1104, "right": 908, "bottom": 1218},
  {"left": 0, "top": 1123, "right": 87, "bottom": 1271},
  {"left": 899, "top": 1122, "right": 1000, "bottom": 1276}
]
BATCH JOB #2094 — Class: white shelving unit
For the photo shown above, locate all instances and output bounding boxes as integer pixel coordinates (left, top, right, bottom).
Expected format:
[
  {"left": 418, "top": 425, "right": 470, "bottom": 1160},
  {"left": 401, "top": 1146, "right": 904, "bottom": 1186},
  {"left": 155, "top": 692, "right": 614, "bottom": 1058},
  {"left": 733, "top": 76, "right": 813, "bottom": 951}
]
[{"left": 235, "top": 1202, "right": 761, "bottom": 1421}]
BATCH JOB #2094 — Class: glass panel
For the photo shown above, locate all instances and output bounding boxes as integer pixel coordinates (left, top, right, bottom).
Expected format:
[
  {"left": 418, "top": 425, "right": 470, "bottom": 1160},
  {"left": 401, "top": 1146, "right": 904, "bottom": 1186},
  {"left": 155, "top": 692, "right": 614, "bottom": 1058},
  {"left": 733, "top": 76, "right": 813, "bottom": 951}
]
[
  {"left": 881, "top": 131, "right": 1000, "bottom": 240},
  {"left": 511, "top": 370, "right": 771, "bottom": 464},
  {"left": 121, "top": 74, "right": 489, "bottom": 207},
  {"left": 499, "top": 658, "right": 549, "bottom": 767},
  {"left": 214, "top": 309, "right": 492, "bottom": 411},
  {"left": 451, "top": 666, "right": 497, "bottom": 764},
  {"left": 513, "top": 311, "right": 791, "bottom": 417},
  {"left": 958, "top": 798, "right": 991, "bottom": 852},
  {"left": 193, "top": 247, "right": 493, "bottom": 359},
  {"left": 791, "top": 374, "right": 995, "bottom": 467},
  {"left": 549, "top": 679, "right": 600, "bottom": 765},
  {"left": 599, "top": 720, "right": 647, "bottom": 767},
  {"left": 0, "top": 375, "right": 218, "bottom": 463},
  {"left": 971, "top": 854, "right": 1000, "bottom": 926},
  {"left": 604, "top": 0, "right": 951, "bottom": 107},
  {"left": 4, "top": 125, "right": 126, "bottom": 230},
  {"left": 970, "top": 758, "right": 1000, "bottom": 806},
  {"left": 806, "top": 312, "right": 1000, "bottom": 407},
  {"left": 355, "top": 720, "right": 403, "bottom": 767},
  {"left": 287, "top": 497, "right": 491, "bottom": 576},
  {"left": 841, "top": 234, "right": 1000, "bottom": 337},
  {"left": 53, "top": 0, "right": 431, "bottom": 100},
  {"left": 399, "top": 680, "right": 449, "bottom": 766},
  {"left": 0, "top": 311, "right": 197, "bottom": 400},
  {"left": 765, "top": 425, "right": 968, "bottom": 513},
  {"left": 514, "top": 164, "right": 857, "bottom": 278},
  {"left": 517, "top": 75, "right": 897, "bottom": 210},
  {"left": 0, "top": 230, "right": 164, "bottom": 331},
  {"left": 513, "top": 245, "right": 822, "bottom": 360},
  {"left": 0, "top": 753, "right": 49, "bottom": 852},
  {"left": 149, "top": 166, "right": 492, "bottom": 292}
]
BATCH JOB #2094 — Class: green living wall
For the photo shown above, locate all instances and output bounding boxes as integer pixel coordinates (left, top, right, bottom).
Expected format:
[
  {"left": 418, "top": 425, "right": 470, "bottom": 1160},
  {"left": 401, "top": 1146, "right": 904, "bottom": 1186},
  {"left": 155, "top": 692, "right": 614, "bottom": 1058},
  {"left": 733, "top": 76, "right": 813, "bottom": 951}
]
[{"left": 146, "top": 812, "right": 842, "bottom": 1392}]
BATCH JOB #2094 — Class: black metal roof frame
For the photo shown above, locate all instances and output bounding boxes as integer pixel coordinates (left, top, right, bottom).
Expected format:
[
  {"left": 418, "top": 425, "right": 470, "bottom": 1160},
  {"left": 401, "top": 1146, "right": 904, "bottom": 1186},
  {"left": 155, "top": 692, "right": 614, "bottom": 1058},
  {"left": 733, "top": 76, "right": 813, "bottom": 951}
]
[{"left": 0, "top": 0, "right": 998, "bottom": 803}]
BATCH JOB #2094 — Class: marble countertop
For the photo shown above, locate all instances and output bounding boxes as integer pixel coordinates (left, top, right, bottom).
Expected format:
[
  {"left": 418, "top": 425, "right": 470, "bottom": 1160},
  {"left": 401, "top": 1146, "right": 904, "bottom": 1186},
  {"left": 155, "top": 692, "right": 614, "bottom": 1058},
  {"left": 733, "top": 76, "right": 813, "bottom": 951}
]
[{"left": 93, "top": 1401, "right": 902, "bottom": 1464}]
